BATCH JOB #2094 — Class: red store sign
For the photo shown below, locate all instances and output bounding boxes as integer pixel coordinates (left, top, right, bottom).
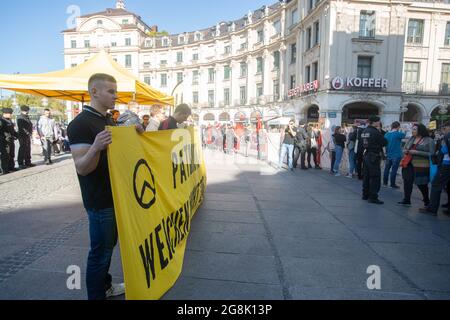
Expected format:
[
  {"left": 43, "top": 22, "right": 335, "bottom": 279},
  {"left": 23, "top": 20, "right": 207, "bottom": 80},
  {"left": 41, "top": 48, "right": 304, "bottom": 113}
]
[{"left": 288, "top": 80, "right": 319, "bottom": 98}]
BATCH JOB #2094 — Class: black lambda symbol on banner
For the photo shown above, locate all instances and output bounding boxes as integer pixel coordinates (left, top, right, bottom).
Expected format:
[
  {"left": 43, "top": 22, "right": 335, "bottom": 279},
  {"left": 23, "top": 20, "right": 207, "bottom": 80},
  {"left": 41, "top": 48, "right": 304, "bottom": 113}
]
[{"left": 133, "top": 159, "right": 156, "bottom": 209}]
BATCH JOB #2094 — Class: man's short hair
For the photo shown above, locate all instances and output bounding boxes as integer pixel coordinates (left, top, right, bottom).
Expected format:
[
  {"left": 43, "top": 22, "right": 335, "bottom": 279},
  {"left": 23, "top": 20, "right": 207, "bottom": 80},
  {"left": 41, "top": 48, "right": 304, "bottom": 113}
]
[
  {"left": 110, "top": 110, "right": 119, "bottom": 115},
  {"left": 174, "top": 103, "right": 191, "bottom": 115},
  {"left": 44, "top": 108, "right": 51, "bottom": 112},
  {"left": 150, "top": 106, "right": 162, "bottom": 117},
  {"left": 88, "top": 73, "right": 117, "bottom": 91},
  {"left": 142, "top": 114, "right": 150, "bottom": 120},
  {"left": 369, "top": 116, "right": 380, "bottom": 124},
  {"left": 391, "top": 121, "right": 401, "bottom": 129}
]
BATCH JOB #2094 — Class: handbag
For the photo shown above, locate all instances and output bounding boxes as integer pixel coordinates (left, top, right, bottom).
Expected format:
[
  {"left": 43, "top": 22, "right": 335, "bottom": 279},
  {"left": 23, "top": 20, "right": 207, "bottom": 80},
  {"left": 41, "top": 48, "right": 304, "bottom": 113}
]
[{"left": 400, "top": 138, "right": 423, "bottom": 168}]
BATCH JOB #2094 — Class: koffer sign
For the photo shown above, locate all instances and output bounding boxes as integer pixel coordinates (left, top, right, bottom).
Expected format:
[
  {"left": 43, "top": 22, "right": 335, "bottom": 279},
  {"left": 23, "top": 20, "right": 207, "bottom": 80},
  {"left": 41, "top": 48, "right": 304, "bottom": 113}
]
[{"left": 331, "top": 77, "right": 388, "bottom": 90}]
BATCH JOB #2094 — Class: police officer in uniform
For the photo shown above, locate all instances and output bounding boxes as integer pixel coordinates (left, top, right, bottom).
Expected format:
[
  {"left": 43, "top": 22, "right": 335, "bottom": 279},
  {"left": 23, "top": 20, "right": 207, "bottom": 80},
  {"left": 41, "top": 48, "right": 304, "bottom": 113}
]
[
  {"left": 361, "top": 116, "right": 388, "bottom": 204},
  {"left": 0, "top": 108, "right": 18, "bottom": 175},
  {"left": 17, "top": 105, "right": 35, "bottom": 169}
]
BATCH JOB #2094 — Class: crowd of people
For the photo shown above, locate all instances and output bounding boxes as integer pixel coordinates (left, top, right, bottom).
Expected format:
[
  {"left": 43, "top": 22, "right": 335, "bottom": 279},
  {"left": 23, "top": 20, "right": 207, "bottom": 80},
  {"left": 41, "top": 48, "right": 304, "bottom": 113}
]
[
  {"left": 0, "top": 106, "right": 70, "bottom": 175},
  {"left": 278, "top": 115, "right": 450, "bottom": 216}
]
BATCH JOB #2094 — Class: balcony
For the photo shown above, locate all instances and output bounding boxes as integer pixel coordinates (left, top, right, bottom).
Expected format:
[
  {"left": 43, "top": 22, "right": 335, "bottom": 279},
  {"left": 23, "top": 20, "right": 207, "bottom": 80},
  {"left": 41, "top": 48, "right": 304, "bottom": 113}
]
[
  {"left": 402, "top": 82, "right": 424, "bottom": 95},
  {"left": 143, "top": 62, "right": 151, "bottom": 69},
  {"left": 253, "top": 41, "right": 263, "bottom": 50},
  {"left": 440, "top": 83, "right": 450, "bottom": 96}
]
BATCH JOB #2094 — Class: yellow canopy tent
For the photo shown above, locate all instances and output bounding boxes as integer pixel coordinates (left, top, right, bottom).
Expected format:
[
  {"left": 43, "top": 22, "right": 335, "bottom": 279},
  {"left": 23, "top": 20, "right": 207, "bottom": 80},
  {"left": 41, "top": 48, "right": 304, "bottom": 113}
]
[{"left": 0, "top": 50, "right": 174, "bottom": 106}]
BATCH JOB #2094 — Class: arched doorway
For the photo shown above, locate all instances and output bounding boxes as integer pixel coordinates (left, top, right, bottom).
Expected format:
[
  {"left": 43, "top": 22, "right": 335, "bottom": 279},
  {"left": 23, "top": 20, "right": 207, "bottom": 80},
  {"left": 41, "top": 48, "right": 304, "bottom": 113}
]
[
  {"left": 203, "top": 113, "right": 215, "bottom": 122},
  {"left": 342, "top": 102, "right": 379, "bottom": 125},
  {"left": 234, "top": 112, "right": 248, "bottom": 123},
  {"left": 306, "top": 105, "right": 319, "bottom": 123},
  {"left": 250, "top": 111, "right": 262, "bottom": 123},
  {"left": 401, "top": 104, "right": 422, "bottom": 122},
  {"left": 219, "top": 112, "right": 230, "bottom": 122},
  {"left": 431, "top": 105, "right": 450, "bottom": 128}
]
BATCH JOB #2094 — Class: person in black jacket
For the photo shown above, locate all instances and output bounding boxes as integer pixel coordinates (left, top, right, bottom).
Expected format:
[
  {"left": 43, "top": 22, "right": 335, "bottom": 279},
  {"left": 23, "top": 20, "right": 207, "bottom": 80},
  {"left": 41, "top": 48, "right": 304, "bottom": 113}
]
[
  {"left": 361, "top": 116, "right": 388, "bottom": 204},
  {"left": 17, "top": 105, "right": 35, "bottom": 169},
  {"left": 0, "top": 108, "right": 18, "bottom": 174}
]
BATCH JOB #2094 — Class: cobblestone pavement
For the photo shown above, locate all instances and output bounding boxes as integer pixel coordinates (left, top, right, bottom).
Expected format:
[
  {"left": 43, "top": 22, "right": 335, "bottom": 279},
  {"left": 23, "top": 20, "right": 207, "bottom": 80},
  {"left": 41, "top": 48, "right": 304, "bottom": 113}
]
[{"left": 0, "top": 150, "right": 450, "bottom": 300}]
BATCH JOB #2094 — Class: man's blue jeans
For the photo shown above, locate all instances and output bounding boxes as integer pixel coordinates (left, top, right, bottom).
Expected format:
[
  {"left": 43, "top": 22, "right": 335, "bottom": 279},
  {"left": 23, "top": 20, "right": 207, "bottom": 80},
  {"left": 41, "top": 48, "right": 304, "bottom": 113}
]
[
  {"left": 348, "top": 149, "right": 356, "bottom": 175},
  {"left": 279, "top": 143, "right": 294, "bottom": 169},
  {"left": 333, "top": 145, "right": 344, "bottom": 173},
  {"left": 383, "top": 157, "right": 401, "bottom": 187},
  {"left": 86, "top": 207, "right": 118, "bottom": 300}
]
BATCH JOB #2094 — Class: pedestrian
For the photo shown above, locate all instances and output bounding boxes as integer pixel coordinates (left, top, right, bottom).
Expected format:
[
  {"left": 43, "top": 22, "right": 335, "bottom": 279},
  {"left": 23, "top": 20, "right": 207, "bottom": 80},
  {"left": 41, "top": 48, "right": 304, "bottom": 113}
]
[
  {"left": 37, "top": 109, "right": 57, "bottom": 165},
  {"left": 0, "top": 108, "right": 18, "bottom": 174},
  {"left": 306, "top": 124, "right": 320, "bottom": 169},
  {"left": 346, "top": 126, "right": 357, "bottom": 178},
  {"left": 67, "top": 73, "right": 137, "bottom": 300},
  {"left": 355, "top": 123, "right": 366, "bottom": 180},
  {"left": 146, "top": 106, "right": 164, "bottom": 132},
  {"left": 158, "top": 103, "right": 192, "bottom": 130},
  {"left": 17, "top": 105, "right": 35, "bottom": 169},
  {"left": 293, "top": 122, "right": 308, "bottom": 169},
  {"left": 325, "top": 127, "right": 336, "bottom": 174},
  {"left": 315, "top": 128, "right": 323, "bottom": 169},
  {"left": 361, "top": 116, "right": 388, "bottom": 204},
  {"left": 332, "top": 126, "right": 346, "bottom": 176},
  {"left": 141, "top": 114, "right": 150, "bottom": 131},
  {"left": 278, "top": 119, "right": 296, "bottom": 171},
  {"left": 383, "top": 121, "right": 405, "bottom": 189},
  {"left": 419, "top": 121, "right": 450, "bottom": 216},
  {"left": 244, "top": 124, "right": 251, "bottom": 157},
  {"left": 398, "top": 124, "right": 434, "bottom": 207}
]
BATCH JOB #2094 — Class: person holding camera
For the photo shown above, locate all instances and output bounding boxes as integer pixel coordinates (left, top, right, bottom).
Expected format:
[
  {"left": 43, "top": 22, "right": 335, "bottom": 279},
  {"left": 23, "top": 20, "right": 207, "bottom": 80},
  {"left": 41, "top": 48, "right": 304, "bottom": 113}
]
[{"left": 279, "top": 119, "right": 297, "bottom": 171}]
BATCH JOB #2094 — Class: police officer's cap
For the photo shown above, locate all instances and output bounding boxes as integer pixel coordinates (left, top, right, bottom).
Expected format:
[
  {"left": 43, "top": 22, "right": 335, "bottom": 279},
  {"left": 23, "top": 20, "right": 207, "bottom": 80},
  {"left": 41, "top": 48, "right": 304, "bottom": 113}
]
[
  {"left": 368, "top": 116, "right": 380, "bottom": 123},
  {"left": 1, "top": 108, "right": 13, "bottom": 114},
  {"left": 20, "top": 105, "right": 30, "bottom": 112}
]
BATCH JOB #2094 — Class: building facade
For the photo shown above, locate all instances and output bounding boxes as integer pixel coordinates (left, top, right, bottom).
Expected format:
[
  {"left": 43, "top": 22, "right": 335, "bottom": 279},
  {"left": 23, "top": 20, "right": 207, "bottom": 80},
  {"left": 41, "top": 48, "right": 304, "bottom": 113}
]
[{"left": 63, "top": 0, "right": 450, "bottom": 128}]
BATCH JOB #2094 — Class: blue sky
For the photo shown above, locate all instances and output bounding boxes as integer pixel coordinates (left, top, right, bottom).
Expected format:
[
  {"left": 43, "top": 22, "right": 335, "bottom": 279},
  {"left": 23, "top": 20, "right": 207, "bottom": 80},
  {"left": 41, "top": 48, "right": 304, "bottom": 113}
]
[{"left": 0, "top": 0, "right": 270, "bottom": 75}]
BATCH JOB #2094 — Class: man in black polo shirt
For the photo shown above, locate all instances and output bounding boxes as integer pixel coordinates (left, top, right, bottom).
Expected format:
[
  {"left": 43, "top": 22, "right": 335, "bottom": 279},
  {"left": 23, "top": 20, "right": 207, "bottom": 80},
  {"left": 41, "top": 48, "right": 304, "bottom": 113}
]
[
  {"left": 158, "top": 103, "right": 192, "bottom": 130},
  {"left": 67, "top": 73, "right": 132, "bottom": 300}
]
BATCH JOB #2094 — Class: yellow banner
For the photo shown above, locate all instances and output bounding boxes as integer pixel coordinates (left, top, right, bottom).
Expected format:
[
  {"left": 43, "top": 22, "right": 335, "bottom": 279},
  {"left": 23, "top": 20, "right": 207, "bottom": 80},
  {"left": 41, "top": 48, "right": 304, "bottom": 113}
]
[
  {"left": 108, "top": 126, "right": 207, "bottom": 300},
  {"left": 428, "top": 120, "right": 437, "bottom": 130}
]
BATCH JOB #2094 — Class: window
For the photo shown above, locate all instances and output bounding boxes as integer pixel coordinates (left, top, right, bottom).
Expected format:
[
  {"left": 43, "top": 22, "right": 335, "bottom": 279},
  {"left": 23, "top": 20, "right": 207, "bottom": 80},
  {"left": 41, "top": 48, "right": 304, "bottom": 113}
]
[
  {"left": 192, "top": 70, "right": 199, "bottom": 84},
  {"left": 312, "top": 62, "right": 319, "bottom": 81},
  {"left": 305, "top": 65, "right": 311, "bottom": 83},
  {"left": 357, "top": 56, "right": 373, "bottom": 78},
  {"left": 71, "top": 40, "right": 76, "bottom": 48},
  {"left": 208, "top": 90, "right": 215, "bottom": 107},
  {"left": 71, "top": 63, "right": 77, "bottom": 68},
  {"left": 314, "top": 21, "right": 320, "bottom": 45},
  {"left": 290, "top": 75, "right": 296, "bottom": 90},
  {"left": 224, "top": 65, "right": 231, "bottom": 80},
  {"left": 240, "top": 42, "right": 248, "bottom": 50},
  {"left": 240, "top": 62, "right": 247, "bottom": 77},
  {"left": 160, "top": 60, "right": 167, "bottom": 65},
  {"left": 177, "top": 52, "right": 183, "bottom": 63},
  {"left": 208, "top": 68, "right": 215, "bottom": 83},
  {"left": 307, "top": 28, "right": 312, "bottom": 50},
  {"left": 308, "top": 0, "right": 315, "bottom": 12},
  {"left": 290, "top": 43, "right": 297, "bottom": 64},
  {"left": 359, "top": 11, "right": 376, "bottom": 38},
  {"left": 224, "top": 45, "right": 232, "bottom": 54},
  {"left": 257, "top": 30, "right": 264, "bottom": 43},
  {"left": 111, "top": 42, "right": 117, "bottom": 47},
  {"left": 177, "top": 72, "right": 183, "bottom": 84},
  {"left": 291, "top": 8, "right": 299, "bottom": 26},
  {"left": 224, "top": 88, "right": 230, "bottom": 106},
  {"left": 193, "top": 53, "right": 199, "bottom": 61},
  {"left": 273, "top": 20, "right": 281, "bottom": 35},
  {"left": 445, "top": 22, "right": 450, "bottom": 46},
  {"left": 179, "top": 36, "right": 185, "bottom": 44},
  {"left": 407, "top": 19, "right": 424, "bottom": 44},
  {"left": 84, "top": 40, "right": 90, "bottom": 48},
  {"left": 125, "top": 38, "right": 131, "bottom": 46},
  {"left": 160, "top": 74, "right": 167, "bottom": 87},
  {"left": 240, "top": 86, "right": 247, "bottom": 104},
  {"left": 441, "top": 64, "right": 450, "bottom": 94},
  {"left": 273, "top": 51, "right": 280, "bottom": 70},
  {"left": 273, "top": 80, "right": 280, "bottom": 100},
  {"left": 256, "top": 57, "right": 264, "bottom": 74},
  {"left": 97, "top": 20, "right": 103, "bottom": 27},
  {"left": 256, "top": 83, "right": 263, "bottom": 97},
  {"left": 125, "top": 54, "right": 132, "bottom": 68},
  {"left": 144, "top": 76, "right": 151, "bottom": 85},
  {"left": 162, "top": 38, "right": 169, "bottom": 47},
  {"left": 404, "top": 62, "right": 420, "bottom": 83},
  {"left": 193, "top": 91, "right": 199, "bottom": 104},
  {"left": 195, "top": 32, "right": 202, "bottom": 41},
  {"left": 122, "top": 19, "right": 129, "bottom": 24},
  {"left": 145, "top": 40, "right": 152, "bottom": 48}
]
